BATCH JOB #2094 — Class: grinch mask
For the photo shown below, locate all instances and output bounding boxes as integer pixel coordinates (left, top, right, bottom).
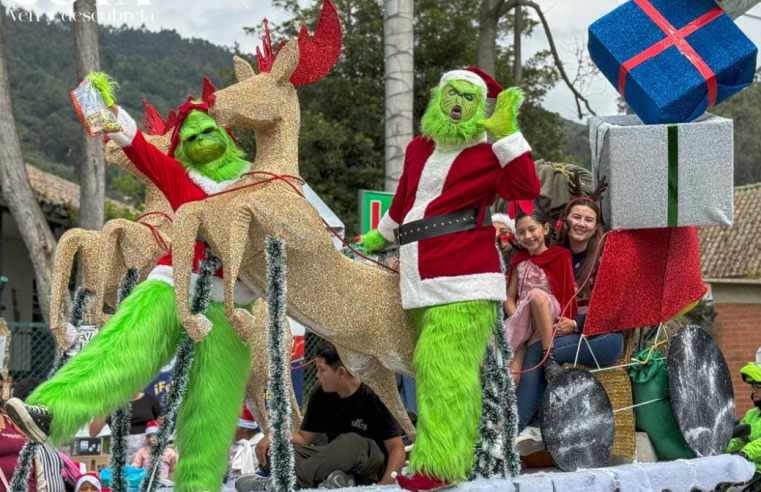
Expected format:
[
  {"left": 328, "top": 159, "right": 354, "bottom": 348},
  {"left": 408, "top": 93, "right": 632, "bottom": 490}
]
[
  {"left": 173, "top": 109, "right": 249, "bottom": 183},
  {"left": 421, "top": 79, "right": 486, "bottom": 145}
]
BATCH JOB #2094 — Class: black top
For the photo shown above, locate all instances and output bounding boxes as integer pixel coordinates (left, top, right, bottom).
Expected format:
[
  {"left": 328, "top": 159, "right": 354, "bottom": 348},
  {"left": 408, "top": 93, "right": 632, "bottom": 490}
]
[
  {"left": 572, "top": 250, "right": 589, "bottom": 331},
  {"left": 108, "top": 393, "right": 162, "bottom": 435},
  {"left": 301, "top": 383, "right": 402, "bottom": 464}
]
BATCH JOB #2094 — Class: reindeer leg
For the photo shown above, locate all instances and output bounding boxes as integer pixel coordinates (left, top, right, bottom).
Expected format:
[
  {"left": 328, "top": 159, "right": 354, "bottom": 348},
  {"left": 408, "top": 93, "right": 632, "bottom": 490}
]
[
  {"left": 222, "top": 205, "right": 257, "bottom": 342},
  {"left": 172, "top": 201, "right": 211, "bottom": 341},
  {"left": 50, "top": 229, "right": 96, "bottom": 348},
  {"left": 336, "top": 346, "right": 416, "bottom": 441},
  {"left": 244, "top": 299, "right": 271, "bottom": 432},
  {"left": 94, "top": 220, "right": 124, "bottom": 328}
]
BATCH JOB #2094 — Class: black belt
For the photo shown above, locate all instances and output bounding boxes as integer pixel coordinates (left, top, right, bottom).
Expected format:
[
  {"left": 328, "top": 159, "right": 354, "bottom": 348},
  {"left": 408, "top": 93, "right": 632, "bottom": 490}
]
[{"left": 395, "top": 207, "right": 492, "bottom": 246}]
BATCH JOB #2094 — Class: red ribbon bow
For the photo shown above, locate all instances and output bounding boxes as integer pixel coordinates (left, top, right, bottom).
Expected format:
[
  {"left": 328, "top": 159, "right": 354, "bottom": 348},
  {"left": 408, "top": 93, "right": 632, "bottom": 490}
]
[
  {"left": 168, "top": 97, "right": 237, "bottom": 158},
  {"left": 507, "top": 200, "right": 534, "bottom": 219}
]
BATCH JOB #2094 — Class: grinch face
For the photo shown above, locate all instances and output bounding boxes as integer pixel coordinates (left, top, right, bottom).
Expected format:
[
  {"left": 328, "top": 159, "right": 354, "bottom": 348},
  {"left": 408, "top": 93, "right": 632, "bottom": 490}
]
[
  {"left": 439, "top": 82, "right": 480, "bottom": 123},
  {"left": 421, "top": 79, "right": 486, "bottom": 145},
  {"left": 178, "top": 111, "right": 228, "bottom": 164}
]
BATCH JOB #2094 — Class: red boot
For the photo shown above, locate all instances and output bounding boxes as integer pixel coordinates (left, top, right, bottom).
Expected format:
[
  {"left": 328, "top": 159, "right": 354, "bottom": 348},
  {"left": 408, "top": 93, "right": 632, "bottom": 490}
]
[{"left": 396, "top": 473, "right": 452, "bottom": 492}]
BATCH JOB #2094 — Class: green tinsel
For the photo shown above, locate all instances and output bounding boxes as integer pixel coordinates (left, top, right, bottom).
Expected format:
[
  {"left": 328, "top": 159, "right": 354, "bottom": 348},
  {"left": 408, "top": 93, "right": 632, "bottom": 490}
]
[
  {"left": 265, "top": 237, "right": 295, "bottom": 492},
  {"left": 8, "top": 442, "right": 37, "bottom": 492},
  {"left": 140, "top": 249, "right": 219, "bottom": 492},
  {"left": 472, "top": 344, "right": 504, "bottom": 479}
]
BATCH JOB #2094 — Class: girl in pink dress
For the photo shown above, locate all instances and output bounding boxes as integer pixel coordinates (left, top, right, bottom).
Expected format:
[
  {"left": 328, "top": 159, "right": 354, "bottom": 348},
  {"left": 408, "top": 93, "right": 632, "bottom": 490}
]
[{"left": 504, "top": 205, "right": 577, "bottom": 385}]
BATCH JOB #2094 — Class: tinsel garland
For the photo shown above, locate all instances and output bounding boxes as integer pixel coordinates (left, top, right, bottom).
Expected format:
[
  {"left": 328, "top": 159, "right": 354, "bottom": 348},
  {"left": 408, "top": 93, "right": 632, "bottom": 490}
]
[
  {"left": 49, "top": 287, "right": 94, "bottom": 376},
  {"left": 8, "top": 441, "right": 38, "bottom": 492},
  {"left": 471, "top": 260, "right": 521, "bottom": 479},
  {"left": 265, "top": 237, "right": 295, "bottom": 492},
  {"left": 139, "top": 249, "right": 220, "bottom": 492},
  {"left": 110, "top": 268, "right": 140, "bottom": 492}
]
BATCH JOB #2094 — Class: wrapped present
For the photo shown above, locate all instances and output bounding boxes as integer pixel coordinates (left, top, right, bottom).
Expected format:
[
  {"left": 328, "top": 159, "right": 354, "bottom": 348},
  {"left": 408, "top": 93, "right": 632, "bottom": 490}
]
[
  {"left": 588, "top": 0, "right": 757, "bottom": 125},
  {"left": 589, "top": 113, "right": 734, "bottom": 230},
  {"left": 715, "top": 0, "right": 761, "bottom": 19},
  {"left": 584, "top": 227, "right": 706, "bottom": 336}
]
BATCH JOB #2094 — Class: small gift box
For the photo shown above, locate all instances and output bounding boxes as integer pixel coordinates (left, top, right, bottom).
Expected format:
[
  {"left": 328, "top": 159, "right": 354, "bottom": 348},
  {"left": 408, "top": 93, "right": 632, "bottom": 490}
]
[
  {"left": 589, "top": 113, "right": 734, "bottom": 230},
  {"left": 588, "top": 0, "right": 757, "bottom": 124}
]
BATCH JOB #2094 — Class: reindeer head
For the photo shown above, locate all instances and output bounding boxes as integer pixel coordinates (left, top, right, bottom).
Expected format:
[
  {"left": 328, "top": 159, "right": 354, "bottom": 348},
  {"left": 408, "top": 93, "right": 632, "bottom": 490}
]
[{"left": 209, "top": 0, "right": 342, "bottom": 130}]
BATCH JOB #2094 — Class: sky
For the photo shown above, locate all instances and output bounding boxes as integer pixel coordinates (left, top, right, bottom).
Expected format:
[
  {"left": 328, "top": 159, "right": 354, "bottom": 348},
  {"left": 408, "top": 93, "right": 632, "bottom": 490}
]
[{"left": 4, "top": 0, "right": 761, "bottom": 122}]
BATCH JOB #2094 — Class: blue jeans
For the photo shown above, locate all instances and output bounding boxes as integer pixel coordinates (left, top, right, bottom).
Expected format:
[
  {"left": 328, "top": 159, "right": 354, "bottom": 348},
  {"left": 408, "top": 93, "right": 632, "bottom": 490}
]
[{"left": 516, "top": 332, "right": 625, "bottom": 430}]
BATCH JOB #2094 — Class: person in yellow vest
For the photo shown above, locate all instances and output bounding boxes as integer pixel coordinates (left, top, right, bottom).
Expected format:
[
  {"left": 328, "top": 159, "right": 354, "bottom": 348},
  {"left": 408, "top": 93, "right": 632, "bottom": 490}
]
[{"left": 727, "top": 363, "right": 761, "bottom": 472}]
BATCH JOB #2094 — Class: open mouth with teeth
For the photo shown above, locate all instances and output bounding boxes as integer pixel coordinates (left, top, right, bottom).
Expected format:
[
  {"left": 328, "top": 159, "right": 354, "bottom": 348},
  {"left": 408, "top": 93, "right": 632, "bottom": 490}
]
[{"left": 450, "top": 105, "right": 462, "bottom": 121}]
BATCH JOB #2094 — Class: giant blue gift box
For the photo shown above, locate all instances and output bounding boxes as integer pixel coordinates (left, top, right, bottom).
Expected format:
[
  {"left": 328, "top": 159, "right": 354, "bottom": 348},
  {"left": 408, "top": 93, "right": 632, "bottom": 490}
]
[{"left": 588, "top": 0, "right": 757, "bottom": 125}]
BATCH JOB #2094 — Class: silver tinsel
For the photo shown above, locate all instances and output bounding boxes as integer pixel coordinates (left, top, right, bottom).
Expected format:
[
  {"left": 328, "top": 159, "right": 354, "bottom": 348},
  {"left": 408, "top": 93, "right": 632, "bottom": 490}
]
[
  {"left": 8, "top": 442, "right": 37, "bottom": 492},
  {"left": 589, "top": 113, "right": 734, "bottom": 230},
  {"left": 140, "top": 249, "right": 219, "bottom": 492},
  {"left": 265, "top": 237, "right": 296, "bottom": 492}
]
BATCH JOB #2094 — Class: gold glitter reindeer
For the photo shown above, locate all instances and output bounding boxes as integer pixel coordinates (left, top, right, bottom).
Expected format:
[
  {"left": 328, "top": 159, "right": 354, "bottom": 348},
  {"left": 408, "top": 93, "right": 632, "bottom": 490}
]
[{"left": 169, "top": 1, "right": 418, "bottom": 438}]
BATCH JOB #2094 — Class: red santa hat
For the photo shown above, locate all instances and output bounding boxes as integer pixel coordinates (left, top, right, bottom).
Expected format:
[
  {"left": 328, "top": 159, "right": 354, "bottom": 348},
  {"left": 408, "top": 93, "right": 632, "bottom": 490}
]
[
  {"left": 491, "top": 213, "right": 515, "bottom": 233},
  {"left": 238, "top": 404, "right": 259, "bottom": 430},
  {"left": 75, "top": 472, "right": 103, "bottom": 492},
  {"left": 145, "top": 420, "right": 160, "bottom": 436},
  {"left": 439, "top": 66, "right": 503, "bottom": 99}
]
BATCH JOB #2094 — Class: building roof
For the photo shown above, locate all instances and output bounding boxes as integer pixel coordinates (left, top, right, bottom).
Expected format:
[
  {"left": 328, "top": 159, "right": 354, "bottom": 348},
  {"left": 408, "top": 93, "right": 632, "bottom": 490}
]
[
  {"left": 699, "top": 183, "right": 761, "bottom": 280},
  {"left": 0, "top": 165, "right": 133, "bottom": 220}
]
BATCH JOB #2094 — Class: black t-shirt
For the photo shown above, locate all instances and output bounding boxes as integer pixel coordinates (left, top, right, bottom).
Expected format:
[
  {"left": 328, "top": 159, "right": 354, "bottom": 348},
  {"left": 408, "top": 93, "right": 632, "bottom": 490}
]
[
  {"left": 301, "top": 383, "right": 402, "bottom": 463},
  {"left": 108, "top": 393, "right": 162, "bottom": 435}
]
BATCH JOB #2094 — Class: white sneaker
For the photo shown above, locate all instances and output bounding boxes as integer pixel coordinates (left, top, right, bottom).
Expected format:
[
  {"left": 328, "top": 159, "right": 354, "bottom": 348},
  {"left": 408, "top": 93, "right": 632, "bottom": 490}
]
[{"left": 516, "top": 426, "right": 545, "bottom": 456}]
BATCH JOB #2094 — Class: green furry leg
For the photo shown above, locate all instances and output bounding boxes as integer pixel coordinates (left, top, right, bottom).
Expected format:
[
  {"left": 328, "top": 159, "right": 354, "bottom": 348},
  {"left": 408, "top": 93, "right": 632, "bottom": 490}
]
[
  {"left": 408, "top": 300, "right": 496, "bottom": 483},
  {"left": 173, "top": 301, "right": 252, "bottom": 492},
  {"left": 28, "top": 281, "right": 182, "bottom": 445}
]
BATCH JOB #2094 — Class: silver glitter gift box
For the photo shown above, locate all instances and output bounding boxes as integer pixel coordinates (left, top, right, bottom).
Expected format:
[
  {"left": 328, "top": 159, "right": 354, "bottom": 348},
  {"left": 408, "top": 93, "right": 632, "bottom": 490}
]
[{"left": 589, "top": 113, "right": 734, "bottom": 230}]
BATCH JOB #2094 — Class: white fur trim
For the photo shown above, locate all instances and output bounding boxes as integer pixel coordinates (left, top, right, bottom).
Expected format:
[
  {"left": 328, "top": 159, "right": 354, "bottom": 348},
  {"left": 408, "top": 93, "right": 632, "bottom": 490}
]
[
  {"left": 238, "top": 419, "right": 259, "bottom": 430},
  {"left": 75, "top": 476, "right": 102, "bottom": 492},
  {"left": 378, "top": 212, "right": 399, "bottom": 243},
  {"left": 188, "top": 165, "right": 250, "bottom": 195},
  {"left": 491, "top": 213, "right": 515, "bottom": 233},
  {"left": 109, "top": 106, "right": 137, "bottom": 147},
  {"left": 147, "top": 264, "right": 256, "bottom": 305},
  {"left": 492, "top": 132, "right": 531, "bottom": 168},
  {"left": 440, "top": 70, "right": 488, "bottom": 98}
]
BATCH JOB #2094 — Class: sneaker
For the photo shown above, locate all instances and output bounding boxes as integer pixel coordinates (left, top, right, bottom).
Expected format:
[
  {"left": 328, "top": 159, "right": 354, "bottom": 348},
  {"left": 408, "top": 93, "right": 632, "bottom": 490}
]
[
  {"left": 489, "top": 434, "right": 504, "bottom": 460},
  {"left": 235, "top": 473, "right": 274, "bottom": 492},
  {"left": 516, "top": 426, "right": 545, "bottom": 457},
  {"left": 542, "top": 349, "right": 563, "bottom": 383},
  {"left": 324, "top": 470, "right": 356, "bottom": 489},
  {"left": 4, "top": 398, "right": 52, "bottom": 444},
  {"left": 397, "top": 473, "right": 453, "bottom": 491}
]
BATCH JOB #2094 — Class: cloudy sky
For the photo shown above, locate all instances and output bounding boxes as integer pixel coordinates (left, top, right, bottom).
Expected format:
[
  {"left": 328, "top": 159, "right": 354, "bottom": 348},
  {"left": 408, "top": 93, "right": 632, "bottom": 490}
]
[{"left": 4, "top": 0, "right": 761, "bottom": 121}]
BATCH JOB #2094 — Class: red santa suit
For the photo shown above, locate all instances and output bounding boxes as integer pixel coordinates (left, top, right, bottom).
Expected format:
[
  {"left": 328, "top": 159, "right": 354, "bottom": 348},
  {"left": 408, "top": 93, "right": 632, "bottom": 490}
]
[
  {"left": 378, "top": 131, "right": 540, "bottom": 309},
  {"left": 109, "top": 101, "right": 256, "bottom": 305}
]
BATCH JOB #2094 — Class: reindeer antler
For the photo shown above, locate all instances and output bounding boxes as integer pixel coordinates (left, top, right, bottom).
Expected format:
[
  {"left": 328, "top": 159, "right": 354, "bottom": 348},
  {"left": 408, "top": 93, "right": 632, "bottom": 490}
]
[
  {"left": 255, "top": 0, "right": 342, "bottom": 86},
  {"left": 141, "top": 98, "right": 178, "bottom": 136},
  {"left": 592, "top": 175, "right": 609, "bottom": 202},
  {"left": 202, "top": 77, "right": 217, "bottom": 107}
]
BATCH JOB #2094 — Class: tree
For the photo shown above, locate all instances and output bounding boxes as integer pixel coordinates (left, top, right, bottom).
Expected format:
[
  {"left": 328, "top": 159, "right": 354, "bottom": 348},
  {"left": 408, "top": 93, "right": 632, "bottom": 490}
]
[
  {"left": 0, "top": 0, "right": 57, "bottom": 322},
  {"left": 383, "top": 0, "right": 413, "bottom": 193},
  {"left": 74, "top": 0, "right": 105, "bottom": 232}
]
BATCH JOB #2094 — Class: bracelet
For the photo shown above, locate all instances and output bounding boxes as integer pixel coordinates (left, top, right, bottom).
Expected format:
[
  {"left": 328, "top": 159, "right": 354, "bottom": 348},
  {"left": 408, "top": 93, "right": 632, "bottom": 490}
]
[{"left": 572, "top": 320, "right": 579, "bottom": 332}]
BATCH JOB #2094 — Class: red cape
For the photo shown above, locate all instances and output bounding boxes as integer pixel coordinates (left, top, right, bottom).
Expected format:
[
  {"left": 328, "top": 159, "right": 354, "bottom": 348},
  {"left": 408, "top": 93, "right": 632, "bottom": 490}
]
[{"left": 509, "top": 246, "right": 578, "bottom": 319}]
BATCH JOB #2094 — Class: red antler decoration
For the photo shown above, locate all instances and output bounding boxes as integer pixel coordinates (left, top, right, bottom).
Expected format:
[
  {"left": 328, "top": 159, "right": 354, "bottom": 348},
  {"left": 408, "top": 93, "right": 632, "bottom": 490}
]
[
  {"left": 256, "top": 0, "right": 342, "bottom": 87},
  {"left": 141, "top": 98, "right": 178, "bottom": 136},
  {"left": 202, "top": 77, "right": 217, "bottom": 107}
]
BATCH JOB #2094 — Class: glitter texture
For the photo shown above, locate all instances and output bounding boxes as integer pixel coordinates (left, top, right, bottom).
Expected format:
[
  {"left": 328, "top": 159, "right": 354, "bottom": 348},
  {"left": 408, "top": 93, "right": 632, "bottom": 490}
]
[
  {"left": 173, "top": 13, "right": 416, "bottom": 438},
  {"left": 584, "top": 227, "right": 707, "bottom": 335},
  {"left": 590, "top": 113, "right": 734, "bottom": 230},
  {"left": 588, "top": 0, "right": 757, "bottom": 124}
]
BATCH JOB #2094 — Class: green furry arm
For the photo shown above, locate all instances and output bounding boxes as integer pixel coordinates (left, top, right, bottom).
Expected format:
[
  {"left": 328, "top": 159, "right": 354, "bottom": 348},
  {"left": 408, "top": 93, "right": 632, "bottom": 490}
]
[
  {"left": 478, "top": 87, "right": 525, "bottom": 140},
  {"left": 359, "top": 229, "right": 388, "bottom": 254},
  {"left": 86, "top": 72, "right": 119, "bottom": 107}
]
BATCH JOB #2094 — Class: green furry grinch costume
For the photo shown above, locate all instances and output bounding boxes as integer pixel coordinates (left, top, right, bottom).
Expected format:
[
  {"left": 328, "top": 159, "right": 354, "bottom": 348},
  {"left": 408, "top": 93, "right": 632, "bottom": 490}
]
[
  {"left": 359, "top": 67, "right": 541, "bottom": 490},
  {"left": 6, "top": 74, "right": 255, "bottom": 492}
]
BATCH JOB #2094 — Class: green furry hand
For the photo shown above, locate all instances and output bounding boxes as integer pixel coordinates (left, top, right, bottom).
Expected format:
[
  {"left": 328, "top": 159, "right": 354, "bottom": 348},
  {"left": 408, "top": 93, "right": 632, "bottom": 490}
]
[
  {"left": 86, "top": 72, "right": 119, "bottom": 107},
  {"left": 478, "top": 87, "right": 525, "bottom": 140},
  {"left": 357, "top": 229, "right": 388, "bottom": 254}
]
